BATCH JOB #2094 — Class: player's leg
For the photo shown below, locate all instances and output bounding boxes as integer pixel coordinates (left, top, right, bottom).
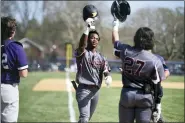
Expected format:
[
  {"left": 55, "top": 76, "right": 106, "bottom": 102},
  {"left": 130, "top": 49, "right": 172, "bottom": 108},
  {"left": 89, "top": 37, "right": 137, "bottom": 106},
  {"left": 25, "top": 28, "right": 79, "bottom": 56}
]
[
  {"left": 135, "top": 91, "right": 153, "bottom": 123},
  {"left": 119, "top": 88, "right": 135, "bottom": 122},
  {"left": 119, "top": 103, "right": 135, "bottom": 123},
  {"left": 157, "top": 114, "right": 164, "bottom": 123},
  {"left": 76, "top": 85, "right": 93, "bottom": 123},
  {"left": 157, "top": 86, "right": 164, "bottom": 123},
  {"left": 1, "top": 84, "right": 19, "bottom": 122},
  {"left": 135, "top": 107, "right": 152, "bottom": 123},
  {"left": 89, "top": 88, "right": 99, "bottom": 120}
]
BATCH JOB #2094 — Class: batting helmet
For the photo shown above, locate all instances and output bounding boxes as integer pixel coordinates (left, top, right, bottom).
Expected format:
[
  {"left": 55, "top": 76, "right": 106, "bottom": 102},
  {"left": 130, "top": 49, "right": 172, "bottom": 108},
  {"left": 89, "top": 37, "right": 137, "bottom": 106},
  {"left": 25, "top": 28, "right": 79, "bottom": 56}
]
[
  {"left": 111, "top": 0, "right": 131, "bottom": 22},
  {"left": 83, "top": 5, "right": 99, "bottom": 21}
]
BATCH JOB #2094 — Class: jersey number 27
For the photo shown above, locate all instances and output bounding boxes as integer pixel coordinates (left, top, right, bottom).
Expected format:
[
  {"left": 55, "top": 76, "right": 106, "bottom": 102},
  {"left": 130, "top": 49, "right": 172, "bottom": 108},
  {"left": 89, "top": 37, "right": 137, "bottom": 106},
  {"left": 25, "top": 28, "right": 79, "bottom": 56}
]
[{"left": 123, "top": 56, "right": 145, "bottom": 76}]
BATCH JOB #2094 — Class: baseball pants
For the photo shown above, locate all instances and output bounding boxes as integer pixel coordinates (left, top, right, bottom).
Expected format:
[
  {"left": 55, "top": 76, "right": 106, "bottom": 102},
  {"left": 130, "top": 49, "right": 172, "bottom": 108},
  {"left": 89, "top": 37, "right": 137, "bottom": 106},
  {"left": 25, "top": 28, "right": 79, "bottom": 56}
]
[
  {"left": 1, "top": 83, "right": 19, "bottom": 122},
  {"left": 76, "top": 84, "right": 99, "bottom": 123},
  {"left": 119, "top": 88, "right": 153, "bottom": 123}
]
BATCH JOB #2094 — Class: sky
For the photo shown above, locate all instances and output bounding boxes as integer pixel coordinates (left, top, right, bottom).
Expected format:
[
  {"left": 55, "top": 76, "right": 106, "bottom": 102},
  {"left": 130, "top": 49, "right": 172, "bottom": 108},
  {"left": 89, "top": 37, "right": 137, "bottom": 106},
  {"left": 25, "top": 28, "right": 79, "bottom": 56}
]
[
  {"left": 15, "top": 1, "right": 184, "bottom": 24},
  {"left": 107, "top": 1, "right": 184, "bottom": 13}
]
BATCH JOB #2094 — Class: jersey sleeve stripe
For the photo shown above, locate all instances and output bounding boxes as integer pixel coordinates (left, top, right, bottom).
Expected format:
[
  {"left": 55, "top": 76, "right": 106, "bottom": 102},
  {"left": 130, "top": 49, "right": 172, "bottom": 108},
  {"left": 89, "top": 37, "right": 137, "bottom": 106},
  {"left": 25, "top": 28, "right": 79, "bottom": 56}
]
[
  {"left": 114, "top": 41, "right": 120, "bottom": 48},
  {"left": 18, "top": 65, "right": 28, "bottom": 70},
  {"left": 113, "top": 48, "right": 121, "bottom": 57}
]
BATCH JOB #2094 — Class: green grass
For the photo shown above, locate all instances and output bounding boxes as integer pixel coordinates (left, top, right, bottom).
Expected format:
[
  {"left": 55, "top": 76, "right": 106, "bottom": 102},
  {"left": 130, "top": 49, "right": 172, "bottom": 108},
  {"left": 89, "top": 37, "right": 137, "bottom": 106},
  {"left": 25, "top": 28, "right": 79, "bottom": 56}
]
[
  {"left": 163, "top": 75, "right": 184, "bottom": 82},
  {"left": 65, "top": 72, "right": 184, "bottom": 82},
  {"left": 18, "top": 72, "right": 184, "bottom": 122}
]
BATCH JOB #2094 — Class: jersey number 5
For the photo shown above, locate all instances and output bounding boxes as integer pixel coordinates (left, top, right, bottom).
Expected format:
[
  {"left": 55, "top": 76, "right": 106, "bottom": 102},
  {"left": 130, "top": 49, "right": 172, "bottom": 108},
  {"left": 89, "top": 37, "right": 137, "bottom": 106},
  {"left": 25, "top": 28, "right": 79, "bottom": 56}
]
[
  {"left": 123, "top": 57, "right": 145, "bottom": 76},
  {"left": 1, "top": 53, "right": 9, "bottom": 69}
]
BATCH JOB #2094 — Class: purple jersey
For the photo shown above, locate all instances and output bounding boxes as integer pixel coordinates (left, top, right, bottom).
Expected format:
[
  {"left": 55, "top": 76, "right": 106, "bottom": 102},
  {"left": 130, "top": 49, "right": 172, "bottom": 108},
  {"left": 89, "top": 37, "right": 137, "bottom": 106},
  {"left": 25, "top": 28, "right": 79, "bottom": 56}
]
[
  {"left": 1, "top": 39, "right": 28, "bottom": 84},
  {"left": 114, "top": 41, "right": 166, "bottom": 89}
]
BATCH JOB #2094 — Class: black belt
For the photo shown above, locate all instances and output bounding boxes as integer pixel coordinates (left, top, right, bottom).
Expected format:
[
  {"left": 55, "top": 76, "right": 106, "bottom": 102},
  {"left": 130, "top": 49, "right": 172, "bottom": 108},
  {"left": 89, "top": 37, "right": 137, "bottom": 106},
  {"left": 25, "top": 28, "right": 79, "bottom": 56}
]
[
  {"left": 123, "top": 86, "right": 143, "bottom": 90},
  {"left": 79, "top": 84, "right": 99, "bottom": 89}
]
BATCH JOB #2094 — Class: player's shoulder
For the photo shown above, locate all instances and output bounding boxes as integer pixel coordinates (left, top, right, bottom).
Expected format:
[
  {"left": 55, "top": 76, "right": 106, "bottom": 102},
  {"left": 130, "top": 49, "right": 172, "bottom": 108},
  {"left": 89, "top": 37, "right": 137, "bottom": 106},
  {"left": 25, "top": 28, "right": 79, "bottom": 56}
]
[
  {"left": 97, "top": 52, "right": 107, "bottom": 60},
  {"left": 5, "top": 40, "right": 23, "bottom": 49},
  {"left": 10, "top": 41, "right": 23, "bottom": 47},
  {"left": 154, "top": 53, "right": 165, "bottom": 62},
  {"left": 8, "top": 41, "right": 24, "bottom": 53}
]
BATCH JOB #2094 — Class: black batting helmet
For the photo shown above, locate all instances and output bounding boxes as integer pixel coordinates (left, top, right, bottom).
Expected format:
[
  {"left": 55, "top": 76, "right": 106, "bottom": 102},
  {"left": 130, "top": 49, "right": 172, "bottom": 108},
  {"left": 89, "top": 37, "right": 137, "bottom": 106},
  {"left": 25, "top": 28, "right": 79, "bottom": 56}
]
[
  {"left": 111, "top": 0, "right": 131, "bottom": 22},
  {"left": 83, "top": 5, "right": 99, "bottom": 21}
]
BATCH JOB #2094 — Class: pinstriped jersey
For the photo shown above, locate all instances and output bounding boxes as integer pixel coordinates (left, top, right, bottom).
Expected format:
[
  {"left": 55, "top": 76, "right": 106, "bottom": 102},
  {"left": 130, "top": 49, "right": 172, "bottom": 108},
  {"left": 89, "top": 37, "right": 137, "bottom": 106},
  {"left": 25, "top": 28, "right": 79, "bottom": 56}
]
[
  {"left": 1, "top": 39, "right": 28, "bottom": 84},
  {"left": 75, "top": 48, "right": 110, "bottom": 88},
  {"left": 114, "top": 41, "right": 166, "bottom": 89}
]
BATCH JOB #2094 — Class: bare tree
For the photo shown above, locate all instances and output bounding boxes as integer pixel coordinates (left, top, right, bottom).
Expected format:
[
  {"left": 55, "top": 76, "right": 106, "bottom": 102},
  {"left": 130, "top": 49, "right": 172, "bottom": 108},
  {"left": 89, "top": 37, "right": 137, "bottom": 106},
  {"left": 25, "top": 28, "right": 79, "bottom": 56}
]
[{"left": 127, "top": 7, "right": 184, "bottom": 60}]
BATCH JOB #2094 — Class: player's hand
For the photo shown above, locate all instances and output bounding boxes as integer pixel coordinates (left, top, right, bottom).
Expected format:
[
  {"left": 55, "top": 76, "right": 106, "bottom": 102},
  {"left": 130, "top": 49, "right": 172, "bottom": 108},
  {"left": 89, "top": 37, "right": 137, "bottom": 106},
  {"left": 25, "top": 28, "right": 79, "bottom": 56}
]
[
  {"left": 84, "top": 18, "right": 95, "bottom": 35},
  {"left": 152, "top": 103, "right": 161, "bottom": 122},
  {"left": 119, "top": 68, "right": 123, "bottom": 73},
  {"left": 105, "top": 76, "right": 112, "bottom": 88},
  {"left": 112, "top": 19, "right": 119, "bottom": 31},
  {"left": 85, "top": 18, "right": 95, "bottom": 30}
]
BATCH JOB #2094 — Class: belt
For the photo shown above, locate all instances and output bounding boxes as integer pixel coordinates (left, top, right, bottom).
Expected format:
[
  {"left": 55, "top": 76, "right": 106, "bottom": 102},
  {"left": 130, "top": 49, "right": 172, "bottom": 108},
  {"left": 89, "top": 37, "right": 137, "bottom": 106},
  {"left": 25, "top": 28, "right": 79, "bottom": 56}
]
[
  {"left": 79, "top": 84, "right": 98, "bottom": 89},
  {"left": 1, "top": 82, "right": 19, "bottom": 86},
  {"left": 123, "top": 86, "right": 143, "bottom": 90}
]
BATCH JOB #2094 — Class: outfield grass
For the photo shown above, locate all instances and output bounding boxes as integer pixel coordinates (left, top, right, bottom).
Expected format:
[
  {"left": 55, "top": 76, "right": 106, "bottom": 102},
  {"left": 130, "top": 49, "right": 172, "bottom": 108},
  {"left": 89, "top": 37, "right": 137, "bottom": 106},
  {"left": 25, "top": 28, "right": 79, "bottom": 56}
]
[{"left": 18, "top": 72, "right": 184, "bottom": 122}]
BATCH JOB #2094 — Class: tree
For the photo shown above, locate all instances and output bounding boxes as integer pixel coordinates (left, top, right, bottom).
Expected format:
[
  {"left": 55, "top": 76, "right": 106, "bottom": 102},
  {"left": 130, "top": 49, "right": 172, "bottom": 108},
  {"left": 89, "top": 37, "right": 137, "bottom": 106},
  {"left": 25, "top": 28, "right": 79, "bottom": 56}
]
[
  {"left": 154, "top": 7, "right": 184, "bottom": 60},
  {"left": 128, "top": 7, "right": 184, "bottom": 61}
]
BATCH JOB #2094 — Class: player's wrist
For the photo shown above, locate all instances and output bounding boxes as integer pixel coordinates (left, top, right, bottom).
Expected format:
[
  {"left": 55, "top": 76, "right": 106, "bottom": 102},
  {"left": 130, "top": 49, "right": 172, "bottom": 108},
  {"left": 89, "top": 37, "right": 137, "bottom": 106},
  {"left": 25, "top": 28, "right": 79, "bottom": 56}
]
[
  {"left": 112, "top": 19, "right": 119, "bottom": 31},
  {"left": 84, "top": 27, "right": 90, "bottom": 35},
  {"left": 113, "top": 26, "right": 119, "bottom": 31}
]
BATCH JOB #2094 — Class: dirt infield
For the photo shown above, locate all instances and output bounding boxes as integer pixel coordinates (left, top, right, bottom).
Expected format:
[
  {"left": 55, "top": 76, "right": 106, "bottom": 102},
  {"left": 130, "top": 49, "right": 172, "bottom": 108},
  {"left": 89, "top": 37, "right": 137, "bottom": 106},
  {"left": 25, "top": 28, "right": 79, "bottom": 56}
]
[{"left": 33, "top": 79, "right": 184, "bottom": 92}]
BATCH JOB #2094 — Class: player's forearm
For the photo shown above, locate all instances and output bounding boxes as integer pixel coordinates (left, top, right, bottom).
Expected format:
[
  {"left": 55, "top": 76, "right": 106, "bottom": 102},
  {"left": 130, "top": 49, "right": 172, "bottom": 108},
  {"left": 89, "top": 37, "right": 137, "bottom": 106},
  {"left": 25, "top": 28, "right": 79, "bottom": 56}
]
[
  {"left": 112, "top": 30, "right": 119, "bottom": 44},
  {"left": 78, "top": 33, "right": 88, "bottom": 50},
  {"left": 19, "top": 69, "right": 28, "bottom": 78},
  {"left": 154, "top": 82, "right": 162, "bottom": 104},
  {"left": 112, "top": 19, "right": 119, "bottom": 44},
  {"left": 164, "top": 70, "right": 170, "bottom": 78}
]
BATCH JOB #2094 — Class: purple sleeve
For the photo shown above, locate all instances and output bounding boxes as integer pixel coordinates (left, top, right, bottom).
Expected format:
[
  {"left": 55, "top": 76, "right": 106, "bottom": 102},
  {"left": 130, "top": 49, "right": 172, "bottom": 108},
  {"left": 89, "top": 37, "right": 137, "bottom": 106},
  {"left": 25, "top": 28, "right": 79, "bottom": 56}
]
[
  {"left": 113, "top": 41, "right": 130, "bottom": 58},
  {"left": 15, "top": 44, "right": 28, "bottom": 70}
]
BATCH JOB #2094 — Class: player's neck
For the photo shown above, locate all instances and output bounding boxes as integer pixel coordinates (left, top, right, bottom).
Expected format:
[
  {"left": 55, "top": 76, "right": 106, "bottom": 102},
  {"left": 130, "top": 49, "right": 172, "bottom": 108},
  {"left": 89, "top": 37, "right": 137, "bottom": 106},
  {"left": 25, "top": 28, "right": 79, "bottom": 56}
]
[
  {"left": 87, "top": 46, "right": 96, "bottom": 53},
  {"left": 91, "top": 48, "right": 96, "bottom": 53}
]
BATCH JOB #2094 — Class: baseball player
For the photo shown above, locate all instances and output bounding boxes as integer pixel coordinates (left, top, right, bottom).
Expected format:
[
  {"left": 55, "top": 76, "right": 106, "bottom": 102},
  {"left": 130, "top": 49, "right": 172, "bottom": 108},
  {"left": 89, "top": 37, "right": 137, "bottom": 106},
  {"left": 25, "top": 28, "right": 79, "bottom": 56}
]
[
  {"left": 119, "top": 54, "right": 170, "bottom": 123},
  {"left": 74, "top": 16, "right": 112, "bottom": 123},
  {"left": 112, "top": 18, "right": 166, "bottom": 123},
  {"left": 1, "top": 16, "right": 28, "bottom": 122},
  {"left": 152, "top": 54, "right": 170, "bottom": 123}
]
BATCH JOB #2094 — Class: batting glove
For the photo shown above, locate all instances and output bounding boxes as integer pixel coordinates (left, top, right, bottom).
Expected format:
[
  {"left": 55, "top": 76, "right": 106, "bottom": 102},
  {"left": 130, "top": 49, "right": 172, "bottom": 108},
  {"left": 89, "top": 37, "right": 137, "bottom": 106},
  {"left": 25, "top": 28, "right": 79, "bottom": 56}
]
[
  {"left": 105, "top": 75, "right": 112, "bottom": 87},
  {"left": 112, "top": 19, "right": 119, "bottom": 31},
  {"left": 152, "top": 103, "right": 161, "bottom": 123},
  {"left": 84, "top": 18, "right": 95, "bottom": 35}
]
